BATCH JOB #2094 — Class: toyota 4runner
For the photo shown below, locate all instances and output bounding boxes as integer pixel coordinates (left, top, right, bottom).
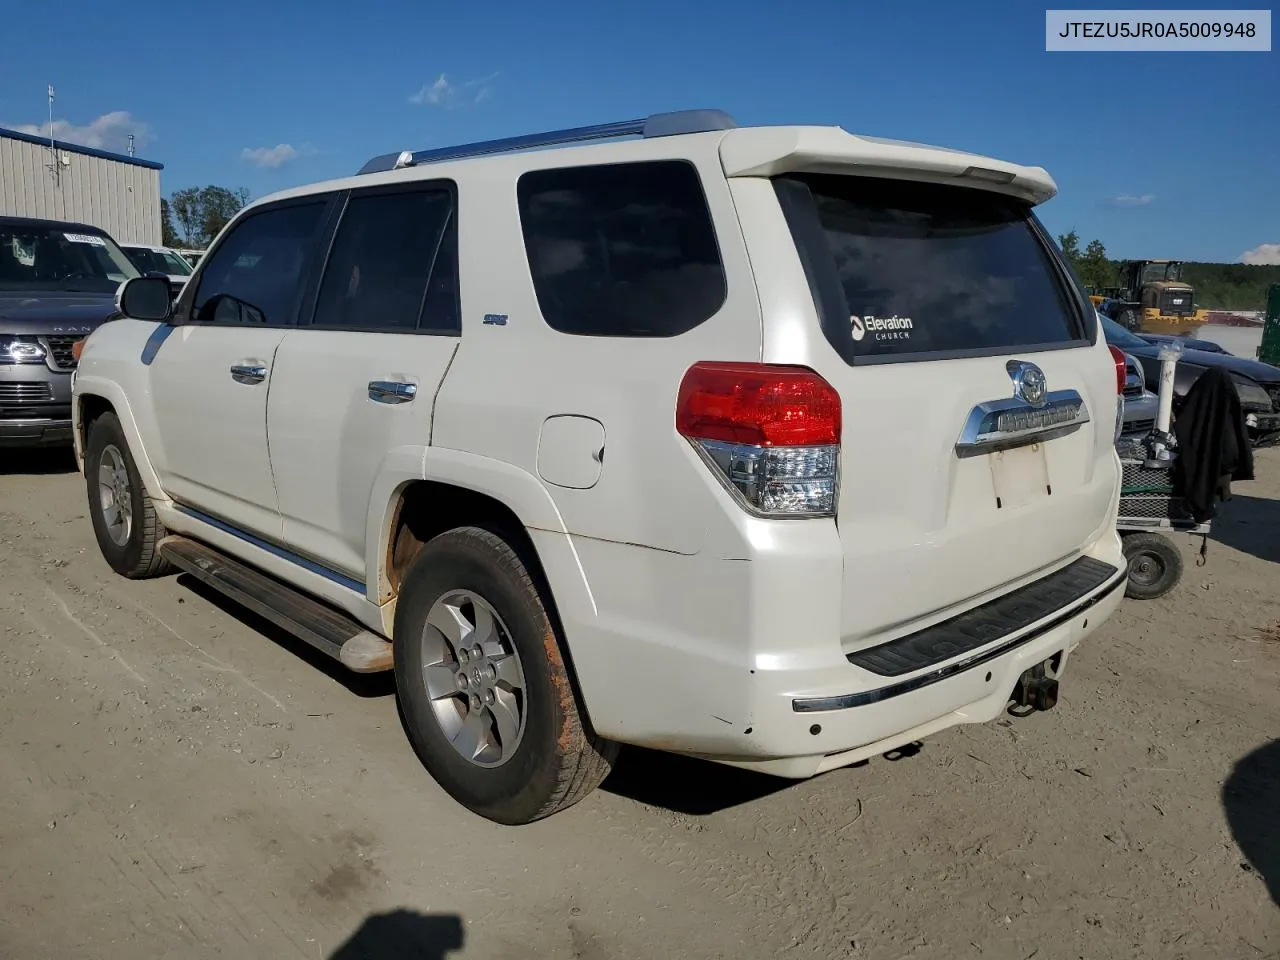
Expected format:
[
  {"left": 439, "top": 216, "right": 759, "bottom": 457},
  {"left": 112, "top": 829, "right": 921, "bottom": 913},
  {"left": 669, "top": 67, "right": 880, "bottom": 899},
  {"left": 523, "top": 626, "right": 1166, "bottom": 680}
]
[{"left": 73, "top": 109, "right": 1128, "bottom": 824}]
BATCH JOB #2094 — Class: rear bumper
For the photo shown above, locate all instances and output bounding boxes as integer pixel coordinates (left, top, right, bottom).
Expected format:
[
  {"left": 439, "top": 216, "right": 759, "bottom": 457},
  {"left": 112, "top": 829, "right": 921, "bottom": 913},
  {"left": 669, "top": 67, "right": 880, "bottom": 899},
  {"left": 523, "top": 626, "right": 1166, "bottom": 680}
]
[
  {"left": 716, "top": 566, "right": 1125, "bottom": 778},
  {"left": 556, "top": 516, "right": 1127, "bottom": 777}
]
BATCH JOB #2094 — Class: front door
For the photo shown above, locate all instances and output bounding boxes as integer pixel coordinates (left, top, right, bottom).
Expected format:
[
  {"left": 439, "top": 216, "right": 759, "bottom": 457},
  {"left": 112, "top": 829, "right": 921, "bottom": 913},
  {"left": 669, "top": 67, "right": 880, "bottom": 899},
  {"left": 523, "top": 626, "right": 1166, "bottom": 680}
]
[
  {"left": 267, "top": 181, "right": 461, "bottom": 581},
  {"left": 148, "top": 196, "right": 334, "bottom": 540},
  {"left": 148, "top": 325, "right": 288, "bottom": 537}
]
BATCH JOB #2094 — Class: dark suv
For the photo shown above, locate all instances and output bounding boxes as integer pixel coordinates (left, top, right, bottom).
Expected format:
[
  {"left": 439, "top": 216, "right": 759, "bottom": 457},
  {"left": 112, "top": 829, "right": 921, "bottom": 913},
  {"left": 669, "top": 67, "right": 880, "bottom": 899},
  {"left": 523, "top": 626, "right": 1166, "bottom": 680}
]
[{"left": 0, "top": 216, "right": 140, "bottom": 446}]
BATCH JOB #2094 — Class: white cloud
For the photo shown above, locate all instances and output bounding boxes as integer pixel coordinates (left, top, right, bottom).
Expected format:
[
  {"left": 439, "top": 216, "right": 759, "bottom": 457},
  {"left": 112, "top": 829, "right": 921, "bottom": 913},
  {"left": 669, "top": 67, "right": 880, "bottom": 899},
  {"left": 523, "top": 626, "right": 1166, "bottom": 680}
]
[
  {"left": 240, "top": 144, "right": 299, "bottom": 168},
  {"left": 1240, "top": 243, "right": 1280, "bottom": 265},
  {"left": 410, "top": 74, "right": 454, "bottom": 106},
  {"left": 1109, "top": 193, "right": 1155, "bottom": 207},
  {"left": 5, "top": 111, "right": 151, "bottom": 153},
  {"left": 409, "top": 72, "right": 497, "bottom": 108}
]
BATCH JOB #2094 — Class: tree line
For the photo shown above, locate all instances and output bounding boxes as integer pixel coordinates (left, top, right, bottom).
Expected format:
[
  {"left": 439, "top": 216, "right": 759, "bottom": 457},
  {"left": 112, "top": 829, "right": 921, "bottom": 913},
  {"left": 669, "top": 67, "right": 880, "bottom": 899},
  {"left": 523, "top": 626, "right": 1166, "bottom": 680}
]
[
  {"left": 1057, "top": 230, "right": 1280, "bottom": 313},
  {"left": 160, "top": 186, "right": 251, "bottom": 250}
]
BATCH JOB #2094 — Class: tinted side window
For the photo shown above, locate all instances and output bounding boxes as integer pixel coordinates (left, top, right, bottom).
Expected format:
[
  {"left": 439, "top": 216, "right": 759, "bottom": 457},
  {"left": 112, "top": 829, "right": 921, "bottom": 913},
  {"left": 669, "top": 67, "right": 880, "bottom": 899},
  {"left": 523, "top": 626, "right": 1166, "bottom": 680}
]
[
  {"left": 125, "top": 248, "right": 160, "bottom": 272},
  {"left": 418, "top": 212, "right": 460, "bottom": 334},
  {"left": 312, "top": 187, "right": 456, "bottom": 333},
  {"left": 516, "top": 160, "right": 726, "bottom": 337},
  {"left": 780, "top": 174, "right": 1083, "bottom": 362},
  {"left": 192, "top": 202, "right": 326, "bottom": 326}
]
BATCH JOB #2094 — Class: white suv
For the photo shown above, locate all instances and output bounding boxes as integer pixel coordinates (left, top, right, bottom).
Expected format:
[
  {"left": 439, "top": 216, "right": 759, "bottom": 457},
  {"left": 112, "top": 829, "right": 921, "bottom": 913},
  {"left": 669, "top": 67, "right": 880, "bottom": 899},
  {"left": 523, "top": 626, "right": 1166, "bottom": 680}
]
[{"left": 72, "top": 109, "right": 1128, "bottom": 824}]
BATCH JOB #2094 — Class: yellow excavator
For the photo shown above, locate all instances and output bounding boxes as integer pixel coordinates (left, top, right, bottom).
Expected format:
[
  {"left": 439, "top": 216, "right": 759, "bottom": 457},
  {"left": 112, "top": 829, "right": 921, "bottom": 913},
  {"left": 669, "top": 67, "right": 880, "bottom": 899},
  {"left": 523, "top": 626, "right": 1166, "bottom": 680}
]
[{"left": 1088, "top": 260, "right": 1210, "bottom": 336}]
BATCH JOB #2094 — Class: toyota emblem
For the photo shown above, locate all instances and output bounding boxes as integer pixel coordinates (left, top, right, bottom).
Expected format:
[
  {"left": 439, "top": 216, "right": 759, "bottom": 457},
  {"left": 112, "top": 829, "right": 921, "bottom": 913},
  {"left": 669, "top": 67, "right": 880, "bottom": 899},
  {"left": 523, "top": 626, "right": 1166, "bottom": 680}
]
[{"left": 1007, "top": 360, "right": 1047, "bottom": 408}]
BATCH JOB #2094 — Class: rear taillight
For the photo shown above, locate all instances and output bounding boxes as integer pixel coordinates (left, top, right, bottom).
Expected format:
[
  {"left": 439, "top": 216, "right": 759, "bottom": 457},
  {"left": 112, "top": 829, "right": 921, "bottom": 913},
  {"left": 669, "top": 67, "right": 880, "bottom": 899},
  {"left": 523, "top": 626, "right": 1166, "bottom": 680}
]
[
  {"left": 676, "top": 362, "right": 840, "bottom": 517},
  {"left": 1107, "top": 345, "right": 1127, "bottom": 441},
  {"left": 1107, "top": 345, "right": 1127, "bottom": 395}
]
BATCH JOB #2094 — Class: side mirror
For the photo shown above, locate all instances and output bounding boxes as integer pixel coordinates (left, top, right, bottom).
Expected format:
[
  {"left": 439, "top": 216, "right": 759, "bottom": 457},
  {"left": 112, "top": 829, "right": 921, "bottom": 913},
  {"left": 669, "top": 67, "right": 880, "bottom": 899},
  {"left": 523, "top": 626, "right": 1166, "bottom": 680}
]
[
  {"left": 119, "top": 276, "right": 174, "bottom": 322},
  {"left": 141, "top": 269, "right": 179, "bottom": 301}
]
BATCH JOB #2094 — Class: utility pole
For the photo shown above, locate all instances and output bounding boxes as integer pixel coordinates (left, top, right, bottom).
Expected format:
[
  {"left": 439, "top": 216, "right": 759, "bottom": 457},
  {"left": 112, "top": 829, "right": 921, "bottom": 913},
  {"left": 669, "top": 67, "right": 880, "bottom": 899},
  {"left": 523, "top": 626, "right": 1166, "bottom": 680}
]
[{"left": 45, "top": 84, "right": 62, "bottom": 187}]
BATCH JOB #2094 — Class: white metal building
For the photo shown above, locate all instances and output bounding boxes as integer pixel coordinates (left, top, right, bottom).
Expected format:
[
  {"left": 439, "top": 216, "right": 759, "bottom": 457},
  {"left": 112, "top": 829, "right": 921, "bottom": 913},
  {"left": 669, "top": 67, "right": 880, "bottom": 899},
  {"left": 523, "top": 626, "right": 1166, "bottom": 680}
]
[{"left": 0, "top": 126, "right": 163, "bottom": 245}]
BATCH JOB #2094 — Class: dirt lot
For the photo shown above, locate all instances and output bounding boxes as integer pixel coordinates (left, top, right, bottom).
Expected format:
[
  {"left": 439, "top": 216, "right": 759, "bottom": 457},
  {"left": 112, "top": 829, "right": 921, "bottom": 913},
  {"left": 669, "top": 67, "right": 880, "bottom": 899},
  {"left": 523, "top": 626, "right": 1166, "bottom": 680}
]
[{"left": 1, "top": 448, "right": 1277, "bottom": 960}]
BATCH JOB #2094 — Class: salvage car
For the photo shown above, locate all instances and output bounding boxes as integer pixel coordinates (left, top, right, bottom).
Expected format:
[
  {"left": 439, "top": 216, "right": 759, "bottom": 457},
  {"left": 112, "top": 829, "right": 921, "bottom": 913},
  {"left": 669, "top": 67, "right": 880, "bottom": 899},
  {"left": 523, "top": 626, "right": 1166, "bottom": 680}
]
[
  {"left": 120, "top": 243, "right": 195, "bottom": 297},
  {"left": 73, "top": 109, "right": 1130, "bottom": 824},
  {"left": 1119, "top": 351, "right": 1159, "bottom": 436},
  {"left": 1102, "top": 315, "right": 1280, "bottom": 446},
  {"left": 1139, "top": 332, "right": 1232, "bottom": 356},
  {"left": 0, "top": 216, "right": 138, "bottom": 447}
]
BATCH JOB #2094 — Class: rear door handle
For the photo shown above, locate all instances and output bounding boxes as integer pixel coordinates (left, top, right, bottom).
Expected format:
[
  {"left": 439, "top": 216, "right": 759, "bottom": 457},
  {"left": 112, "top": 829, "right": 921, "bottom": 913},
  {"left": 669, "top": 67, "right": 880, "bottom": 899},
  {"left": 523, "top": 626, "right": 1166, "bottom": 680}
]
[
  {"left": 230, "top": 362, "right": 267, "bottom": 385},
  {"left": 368, "top": 380, "right": 417, "bottom": 404}
]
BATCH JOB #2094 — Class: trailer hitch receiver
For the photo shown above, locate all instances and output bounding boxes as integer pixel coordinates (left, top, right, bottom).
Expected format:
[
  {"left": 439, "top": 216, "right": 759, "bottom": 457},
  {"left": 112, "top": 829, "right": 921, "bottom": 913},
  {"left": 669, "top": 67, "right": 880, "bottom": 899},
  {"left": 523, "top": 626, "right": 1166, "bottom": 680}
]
[{"left": 1009, "top": 661, "right": 1059, "bottom": 715}]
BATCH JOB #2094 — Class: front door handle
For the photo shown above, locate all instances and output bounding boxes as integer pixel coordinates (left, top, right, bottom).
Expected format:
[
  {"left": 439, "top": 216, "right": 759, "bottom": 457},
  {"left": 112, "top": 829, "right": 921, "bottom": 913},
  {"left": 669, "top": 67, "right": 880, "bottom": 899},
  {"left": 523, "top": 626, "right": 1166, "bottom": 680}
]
[
  {"left": 230, "top": 362, "right": 267, "bottom": 385},
  {"left": 368, "top": 380, "right": 417, "bottom": 404}
]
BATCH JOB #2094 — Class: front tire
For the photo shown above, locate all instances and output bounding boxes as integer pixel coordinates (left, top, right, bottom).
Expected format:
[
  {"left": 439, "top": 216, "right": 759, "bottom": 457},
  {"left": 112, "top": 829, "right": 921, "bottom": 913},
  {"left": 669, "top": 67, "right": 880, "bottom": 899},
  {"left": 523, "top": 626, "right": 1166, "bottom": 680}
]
[
  {"left": 84, "top": 412, "right": 172, "bottom": 579},
  {"left": 393, "top": 526, "right": 617, "bottom": 824}
]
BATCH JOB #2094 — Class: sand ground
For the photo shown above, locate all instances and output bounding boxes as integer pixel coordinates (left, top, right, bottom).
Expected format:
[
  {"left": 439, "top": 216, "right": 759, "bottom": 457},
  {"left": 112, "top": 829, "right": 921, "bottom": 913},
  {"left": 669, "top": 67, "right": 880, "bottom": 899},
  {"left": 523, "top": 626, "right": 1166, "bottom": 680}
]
[{"left": 1, "top": 447, "right": 1277, "bottom": 959}]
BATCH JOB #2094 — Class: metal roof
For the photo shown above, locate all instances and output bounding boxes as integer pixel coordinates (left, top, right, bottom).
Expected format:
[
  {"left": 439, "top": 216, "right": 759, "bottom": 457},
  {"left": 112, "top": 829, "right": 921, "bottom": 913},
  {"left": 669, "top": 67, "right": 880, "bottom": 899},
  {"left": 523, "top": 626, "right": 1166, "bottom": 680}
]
[{"left": 0, "top": 126, "right": 163, "bottom": 170}]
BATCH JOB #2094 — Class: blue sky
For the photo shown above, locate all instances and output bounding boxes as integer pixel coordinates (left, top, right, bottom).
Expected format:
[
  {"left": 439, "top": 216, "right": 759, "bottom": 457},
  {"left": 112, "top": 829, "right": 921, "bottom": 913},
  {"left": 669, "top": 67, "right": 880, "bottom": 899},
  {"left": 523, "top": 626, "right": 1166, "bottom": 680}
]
[{"left": 1, "top": 0, "right": 1276, "bottom": 263}]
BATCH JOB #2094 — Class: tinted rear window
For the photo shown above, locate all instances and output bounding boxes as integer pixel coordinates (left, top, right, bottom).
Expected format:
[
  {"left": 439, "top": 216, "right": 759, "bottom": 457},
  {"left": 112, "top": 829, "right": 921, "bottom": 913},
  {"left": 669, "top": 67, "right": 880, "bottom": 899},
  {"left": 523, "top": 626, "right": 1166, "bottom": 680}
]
[
  {"left": 779, "top": 174, "right": 1084, "bottom": 362},
  {"left": 516, "top": 160, "right": 726, "bottom": 337}
]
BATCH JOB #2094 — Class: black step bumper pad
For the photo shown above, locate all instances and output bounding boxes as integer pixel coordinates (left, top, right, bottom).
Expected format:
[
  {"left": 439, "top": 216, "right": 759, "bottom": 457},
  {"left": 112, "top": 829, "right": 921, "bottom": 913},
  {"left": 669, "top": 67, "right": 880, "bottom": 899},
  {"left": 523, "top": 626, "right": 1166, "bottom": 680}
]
[{"left": 848, "top": 556, "right": 1119, "bottom": 678}]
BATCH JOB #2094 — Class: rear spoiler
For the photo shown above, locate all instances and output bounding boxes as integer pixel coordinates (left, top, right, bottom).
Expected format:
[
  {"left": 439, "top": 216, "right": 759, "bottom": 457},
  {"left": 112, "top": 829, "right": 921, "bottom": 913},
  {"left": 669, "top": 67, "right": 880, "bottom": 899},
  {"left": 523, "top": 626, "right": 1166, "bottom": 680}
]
[{"left": 719, "top": 126, "right": 1056, "bottom": 206}]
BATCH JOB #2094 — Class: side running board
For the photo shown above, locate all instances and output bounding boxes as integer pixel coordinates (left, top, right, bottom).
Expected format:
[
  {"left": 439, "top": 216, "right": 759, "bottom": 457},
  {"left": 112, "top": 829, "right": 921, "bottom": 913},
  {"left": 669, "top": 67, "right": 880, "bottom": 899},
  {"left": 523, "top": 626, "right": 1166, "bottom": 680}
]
[{"left": 157, "top": 536, "right": 393, "bottom": 673}]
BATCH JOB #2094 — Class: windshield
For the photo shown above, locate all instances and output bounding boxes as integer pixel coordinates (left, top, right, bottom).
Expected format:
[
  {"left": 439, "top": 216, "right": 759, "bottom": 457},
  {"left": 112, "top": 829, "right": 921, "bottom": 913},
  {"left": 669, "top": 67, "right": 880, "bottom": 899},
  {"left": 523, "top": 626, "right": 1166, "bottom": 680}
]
[
  {"left": 1100, "top": 314, "right": 1148, "bottom": 349},
  {"left": 0, "top": 223, "right": 140, "bottom": 293},
  {"left": 1140, "top": 262, "right": 1181, "bottom": 284},
  {"left": 124, "top": 246, "right": 193, "bottom": 276}
]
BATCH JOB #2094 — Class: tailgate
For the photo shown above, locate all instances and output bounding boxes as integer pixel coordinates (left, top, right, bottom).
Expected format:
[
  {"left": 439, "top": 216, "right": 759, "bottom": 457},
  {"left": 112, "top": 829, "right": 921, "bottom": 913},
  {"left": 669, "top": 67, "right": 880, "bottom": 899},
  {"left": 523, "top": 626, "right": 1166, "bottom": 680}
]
[{"left": 765, "top": 171, "right": 1120, "bottom": 652}]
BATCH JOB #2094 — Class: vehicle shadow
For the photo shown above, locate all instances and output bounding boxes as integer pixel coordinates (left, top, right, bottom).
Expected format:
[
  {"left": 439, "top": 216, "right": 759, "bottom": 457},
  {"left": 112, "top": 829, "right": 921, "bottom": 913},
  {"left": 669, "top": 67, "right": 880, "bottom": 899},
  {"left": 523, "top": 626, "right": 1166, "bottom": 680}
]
[
  {"left": 598, "top": 743, "right": 919, "bottom": 815},
  {"left": 1211, "top": 493, "right": 1280, "bottom": 565},
  {"left": 0, "top": 447, "right": 77, "bottom": 476},
  {"left": 328, "top": 909, "right": 464, "bottom": 959},
  {"left": 175, "top": 574, "right": 395, "bottom": 700},
  {"left": 1223, "top": 740, "right": 1280, "bottom": 908},
  {"left": 600, "top": 746, "right": 790, "bottom": 814}
]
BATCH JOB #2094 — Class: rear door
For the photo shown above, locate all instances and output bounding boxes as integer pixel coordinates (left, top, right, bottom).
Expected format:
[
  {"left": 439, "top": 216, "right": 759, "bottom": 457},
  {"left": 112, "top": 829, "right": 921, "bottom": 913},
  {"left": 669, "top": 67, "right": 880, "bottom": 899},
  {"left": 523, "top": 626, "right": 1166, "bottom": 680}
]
[
  {"left": 768, "top": 173, "right": 1118, "bottom": 649},
  {"left": 267, "top": 181, "right": 461, "bottom": 581}
]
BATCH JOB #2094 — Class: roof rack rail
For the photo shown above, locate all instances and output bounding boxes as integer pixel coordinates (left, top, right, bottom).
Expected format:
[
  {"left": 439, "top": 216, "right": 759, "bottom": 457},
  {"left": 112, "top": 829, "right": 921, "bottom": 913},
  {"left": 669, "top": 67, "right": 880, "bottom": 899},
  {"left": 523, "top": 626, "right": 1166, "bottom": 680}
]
[{"left": 356, "top": 108, "right": 737, "bottom": 175}]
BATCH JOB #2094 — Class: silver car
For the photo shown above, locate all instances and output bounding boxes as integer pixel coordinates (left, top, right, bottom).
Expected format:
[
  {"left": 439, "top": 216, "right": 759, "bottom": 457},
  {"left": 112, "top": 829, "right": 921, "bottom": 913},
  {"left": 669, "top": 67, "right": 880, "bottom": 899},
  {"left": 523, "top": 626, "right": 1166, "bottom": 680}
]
[{"left": 1120, "top": 353, "right": 1159, "bottom": 436}]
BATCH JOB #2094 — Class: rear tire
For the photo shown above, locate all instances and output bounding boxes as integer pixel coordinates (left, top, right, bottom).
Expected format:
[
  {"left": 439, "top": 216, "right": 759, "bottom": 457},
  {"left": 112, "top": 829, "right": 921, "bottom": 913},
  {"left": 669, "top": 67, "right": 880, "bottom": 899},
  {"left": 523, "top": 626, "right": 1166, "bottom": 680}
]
[
  {"left": 1121, "top": 532, "right": 1183, "bottom": 600},
  {"left": 393, "top": 526, "right": 617, "bottom": 824},
  {"left": 1119, "top": 307, "right": 1142, "bottom": 332},
  {"left": 84, "top": 412, "right": 172, "bottom": 579}
]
